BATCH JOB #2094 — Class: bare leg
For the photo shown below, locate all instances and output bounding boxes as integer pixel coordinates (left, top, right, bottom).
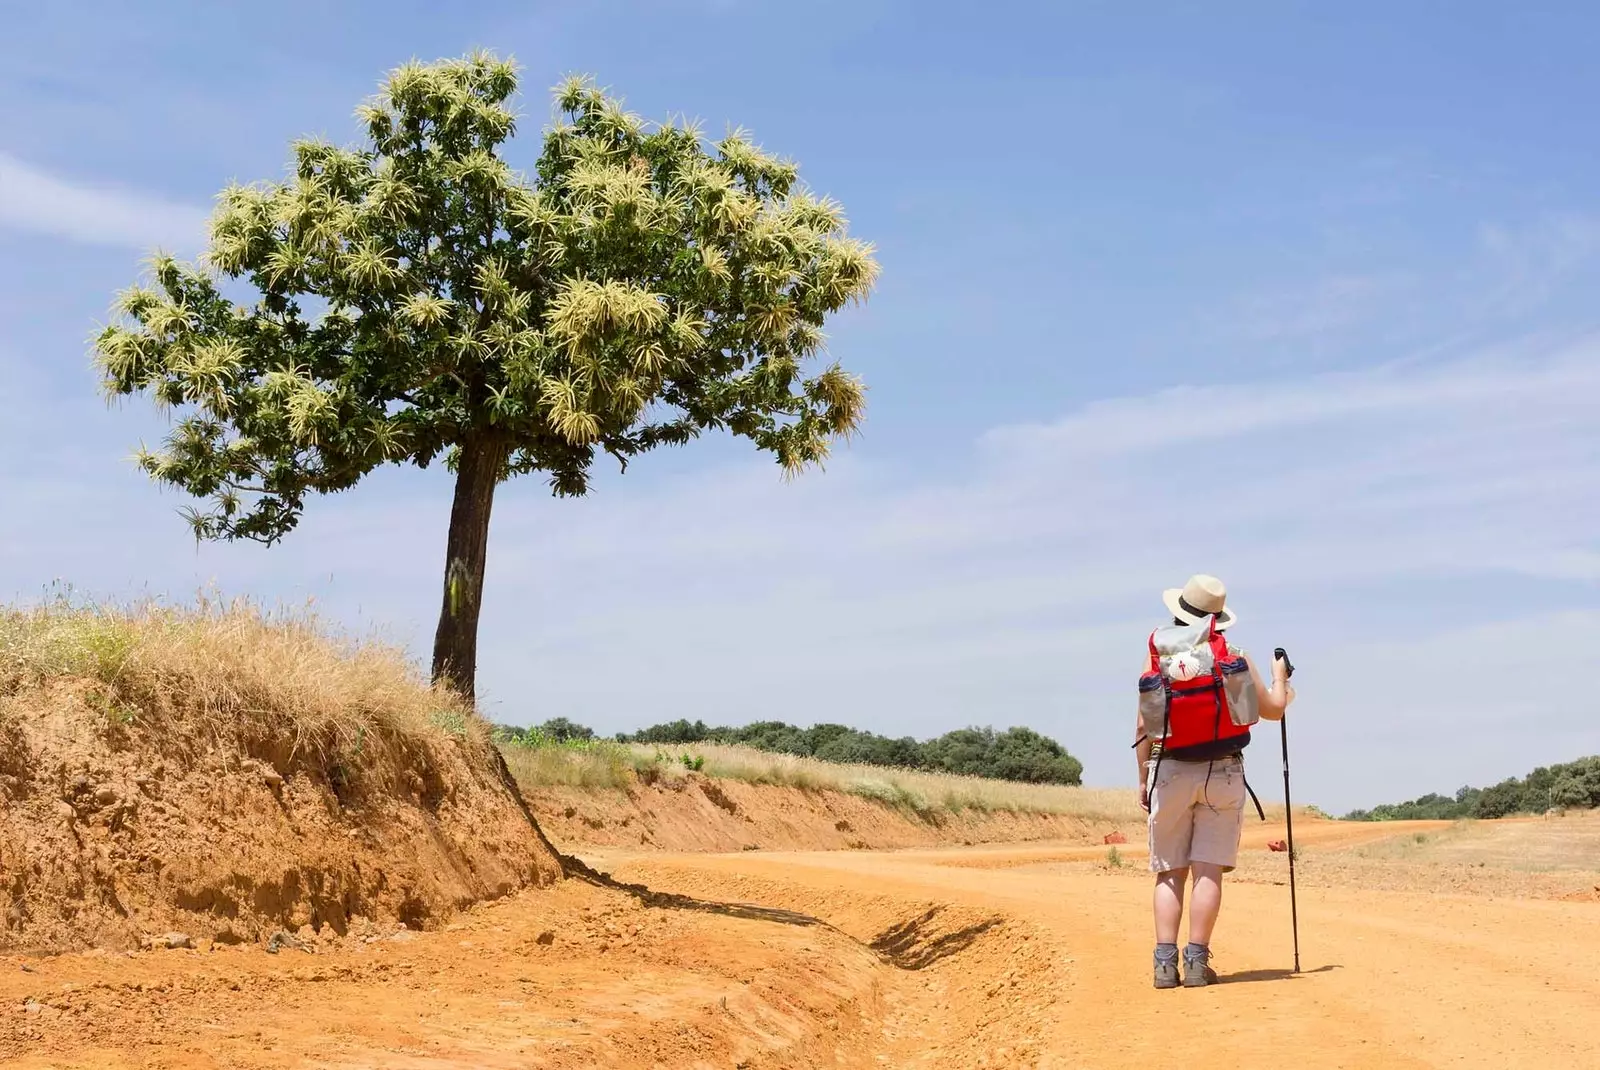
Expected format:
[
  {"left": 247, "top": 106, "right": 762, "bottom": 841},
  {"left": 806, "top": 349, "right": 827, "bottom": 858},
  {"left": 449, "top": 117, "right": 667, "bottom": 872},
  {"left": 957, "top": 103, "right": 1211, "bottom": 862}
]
[
  {"left": 1153, "top": 868, "right": 1187, "bottom": 944},
  {"left": 1188, "top": 862, "right": 1224, "bottom": 945}
]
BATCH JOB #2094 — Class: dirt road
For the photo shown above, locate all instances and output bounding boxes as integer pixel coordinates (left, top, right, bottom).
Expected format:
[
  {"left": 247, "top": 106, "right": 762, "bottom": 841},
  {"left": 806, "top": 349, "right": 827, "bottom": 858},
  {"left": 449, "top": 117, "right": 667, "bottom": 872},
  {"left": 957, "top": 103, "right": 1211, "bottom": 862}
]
[{"left": 4, "top": 819, "right": 1595, "bottom": 1068}]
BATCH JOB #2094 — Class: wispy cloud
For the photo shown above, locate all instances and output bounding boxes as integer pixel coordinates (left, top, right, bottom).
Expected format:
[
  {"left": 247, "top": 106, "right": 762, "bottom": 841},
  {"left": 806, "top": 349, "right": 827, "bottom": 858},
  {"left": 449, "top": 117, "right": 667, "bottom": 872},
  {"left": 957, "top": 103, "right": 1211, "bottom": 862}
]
[
  {"left": 1218, "top": 212, "right": 1600, "bottom": 361},
  {"left": 1232, "top": 272, "right": 1413, "bottom": 342},
  {"left": 1475, "top": 213, "right": 1600, "bottom": 318},
  {"left": 981, "top": 342, "right": 1596, "bottom": 460},
  {"left": 0, "top": 152, "right": 208, "bottom": 250}
]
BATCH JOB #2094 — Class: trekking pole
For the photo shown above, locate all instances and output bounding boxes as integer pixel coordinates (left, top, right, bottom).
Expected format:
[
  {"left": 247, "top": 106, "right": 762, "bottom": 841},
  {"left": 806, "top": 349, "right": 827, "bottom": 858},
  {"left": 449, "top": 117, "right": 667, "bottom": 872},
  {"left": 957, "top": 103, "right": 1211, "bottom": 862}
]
[{"left": 1274, "top": 647, "right": 1300, "bottom": 974}]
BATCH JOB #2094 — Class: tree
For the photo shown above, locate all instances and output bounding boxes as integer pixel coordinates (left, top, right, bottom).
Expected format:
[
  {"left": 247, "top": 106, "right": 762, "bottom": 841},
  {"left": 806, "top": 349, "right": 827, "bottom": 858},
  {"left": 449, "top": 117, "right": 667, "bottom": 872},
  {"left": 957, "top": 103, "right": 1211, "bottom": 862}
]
[
  {"left": 536, "top": 717, "right": 593, "bottom": 743},
  {"left": 628, "top": 718, "right": 711, "bottom": 745},
  {"left": 1471, "top": 779, "right": 1525, "bottom": 819},
  {"left": 987, "top": 726, "right": 1083, "bottom": 785},
  {"left": 94, "top": 53, "right": 878, "bottom": 698},
  {"left": 615, "top": 715, "right": 1085, "bottom": 784}
]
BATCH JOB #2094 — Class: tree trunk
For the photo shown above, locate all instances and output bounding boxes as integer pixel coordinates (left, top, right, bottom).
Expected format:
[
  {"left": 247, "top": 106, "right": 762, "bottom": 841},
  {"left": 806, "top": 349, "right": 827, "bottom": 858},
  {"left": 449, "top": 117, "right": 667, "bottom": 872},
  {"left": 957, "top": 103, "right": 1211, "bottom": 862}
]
[{"left": 431, "top": 433, "right": 503, "bottom": 701}]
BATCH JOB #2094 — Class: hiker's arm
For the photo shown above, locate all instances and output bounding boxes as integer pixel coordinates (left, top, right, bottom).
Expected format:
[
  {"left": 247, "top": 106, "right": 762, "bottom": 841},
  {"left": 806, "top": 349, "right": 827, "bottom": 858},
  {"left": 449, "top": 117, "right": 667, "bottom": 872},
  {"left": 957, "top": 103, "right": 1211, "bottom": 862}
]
[
  {"left": 1247, "top": 653, "right": 1293, "bottom": 721},
  {"left": 1134, "top": 709, "right": 1152, "bottom": 810}
]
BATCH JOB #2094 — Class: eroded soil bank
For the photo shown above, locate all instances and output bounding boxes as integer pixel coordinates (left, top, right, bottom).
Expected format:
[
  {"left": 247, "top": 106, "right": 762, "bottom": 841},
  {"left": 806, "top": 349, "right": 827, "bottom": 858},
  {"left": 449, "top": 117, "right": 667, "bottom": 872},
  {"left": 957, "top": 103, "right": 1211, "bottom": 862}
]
[{"left": 0, "top": 683, "right": 562, "bottom": 953}]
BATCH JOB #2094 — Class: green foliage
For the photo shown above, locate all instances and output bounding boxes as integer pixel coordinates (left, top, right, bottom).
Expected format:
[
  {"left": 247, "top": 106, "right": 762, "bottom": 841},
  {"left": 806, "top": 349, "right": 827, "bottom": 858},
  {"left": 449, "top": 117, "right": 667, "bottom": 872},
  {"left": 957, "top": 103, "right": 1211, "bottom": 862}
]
[
  {"left": 493, "top": 718, "right": 601, "bottom": 749},
  {"left": 1344, "top": 757, "right": 1600, "bottom": 820},
  {"left": 921, "top": 725, "right": 1084, "bottom": 785},
  {"left": 1106, "top": 846, "right": 1124, "bottom": 868},
  {"left": 0, "top": 595, "right": 138, "bottom": 688},
  {"left": 520, "top": 716, "right": 593, "bottom": 743},
  {"left": 615, "top": 718, "right": 1083, "bottom": 786},
  {"left": 428, "top": 709, "right": 469, "bottom": 738},
  {"left": 846, "top": 777, "right": 932, "bottom": 817},
  {"left": 86, "top": 684, "right": 139, "bottom": 727},
  {"left": 96, "top": 53, "right": 877, "bottom": 543},
  {"left": 92, "top": 53, "right": 877, "bottom": 699}
]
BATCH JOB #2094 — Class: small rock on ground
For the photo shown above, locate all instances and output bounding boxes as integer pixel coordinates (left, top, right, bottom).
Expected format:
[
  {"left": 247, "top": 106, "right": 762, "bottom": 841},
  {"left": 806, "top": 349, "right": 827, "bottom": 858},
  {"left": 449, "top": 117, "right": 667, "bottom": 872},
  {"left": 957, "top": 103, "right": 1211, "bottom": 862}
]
[{"left": 265, "top": 931, "right": 311, "bottom": 955}]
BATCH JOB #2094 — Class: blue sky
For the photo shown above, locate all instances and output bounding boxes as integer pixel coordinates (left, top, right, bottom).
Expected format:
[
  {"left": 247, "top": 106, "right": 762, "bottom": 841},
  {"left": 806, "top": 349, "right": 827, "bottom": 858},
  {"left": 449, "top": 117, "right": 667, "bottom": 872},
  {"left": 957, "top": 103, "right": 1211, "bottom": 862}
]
[{"left": 2, "top": 1, "right": 1597, "bottom": 812}]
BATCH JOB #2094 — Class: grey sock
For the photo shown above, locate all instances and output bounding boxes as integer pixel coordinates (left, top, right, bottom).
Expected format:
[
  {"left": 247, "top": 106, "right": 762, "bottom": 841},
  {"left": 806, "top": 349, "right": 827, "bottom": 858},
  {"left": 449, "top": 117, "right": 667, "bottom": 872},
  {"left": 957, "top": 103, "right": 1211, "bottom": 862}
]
[
  {"left": 1155, "top": 942, "right": 1178, "bottom": 964},
  {"left": 1184, "top": 942, "right": 1208, "bottom": 959}
]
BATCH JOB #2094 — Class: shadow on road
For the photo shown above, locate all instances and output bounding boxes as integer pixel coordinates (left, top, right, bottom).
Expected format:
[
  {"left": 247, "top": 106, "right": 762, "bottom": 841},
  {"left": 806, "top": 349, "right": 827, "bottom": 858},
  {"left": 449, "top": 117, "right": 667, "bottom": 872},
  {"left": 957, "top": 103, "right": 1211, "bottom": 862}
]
[
  {"left": 1222, "top": 964, "right": 1343, "bottom": 984},
  {"left": 561, "top": 853, "right": 1002, "bottom": 971},
  {"left": 562, "top": 852, "right": 833, "bottom": 928},
  {"left": 870, "top": 907, "right": 1004, "bottom": 970}
]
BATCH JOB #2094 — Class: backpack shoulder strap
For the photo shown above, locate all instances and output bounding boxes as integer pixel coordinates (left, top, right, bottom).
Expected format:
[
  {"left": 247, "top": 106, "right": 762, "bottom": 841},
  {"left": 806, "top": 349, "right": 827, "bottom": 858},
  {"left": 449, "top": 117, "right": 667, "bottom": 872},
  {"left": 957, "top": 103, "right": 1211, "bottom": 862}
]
[{"left": 1146, "top": 630, "right": 1161, "bottom": 673}]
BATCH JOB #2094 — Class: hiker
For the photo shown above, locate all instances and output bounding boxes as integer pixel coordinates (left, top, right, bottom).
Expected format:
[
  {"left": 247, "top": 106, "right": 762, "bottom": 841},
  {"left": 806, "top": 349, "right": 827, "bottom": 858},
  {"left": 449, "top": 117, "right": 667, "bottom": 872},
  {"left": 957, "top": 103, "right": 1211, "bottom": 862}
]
[{"left": 1135, "top": 574, "right": 1294, "bottom": 989}]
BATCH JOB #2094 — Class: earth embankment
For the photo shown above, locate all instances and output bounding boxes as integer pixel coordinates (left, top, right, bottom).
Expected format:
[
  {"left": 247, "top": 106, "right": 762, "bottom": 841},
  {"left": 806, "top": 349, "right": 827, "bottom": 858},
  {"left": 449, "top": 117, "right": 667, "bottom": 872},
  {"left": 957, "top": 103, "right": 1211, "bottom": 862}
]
[{"left": 0, "top": 605, "right": 564, "bottom": 953}]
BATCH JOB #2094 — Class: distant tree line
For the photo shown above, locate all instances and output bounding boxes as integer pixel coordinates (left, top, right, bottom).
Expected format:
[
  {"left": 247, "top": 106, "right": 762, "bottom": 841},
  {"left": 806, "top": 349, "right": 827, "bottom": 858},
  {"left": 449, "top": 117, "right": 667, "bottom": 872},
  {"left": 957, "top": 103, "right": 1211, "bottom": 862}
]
[
  {"left": 1344, "top": 756, "right": 1600, "bottom": 820},
  {"left": 616, "top": 720, "right": 1083, "bottom": 785},
  {"left": 493, "top": 717, "right": 1084, "bottom": 786},
  {"left": 493, "top": 717, "right": 597, "bottom": 745}
]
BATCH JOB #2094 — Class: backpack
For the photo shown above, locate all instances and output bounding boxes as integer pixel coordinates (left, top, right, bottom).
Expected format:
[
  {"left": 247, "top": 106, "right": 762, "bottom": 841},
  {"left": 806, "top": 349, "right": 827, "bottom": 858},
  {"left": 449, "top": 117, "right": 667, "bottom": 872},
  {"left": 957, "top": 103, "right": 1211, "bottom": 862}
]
[{"left": 1138, "top": 616, "right": 1258, "bottom": 758}]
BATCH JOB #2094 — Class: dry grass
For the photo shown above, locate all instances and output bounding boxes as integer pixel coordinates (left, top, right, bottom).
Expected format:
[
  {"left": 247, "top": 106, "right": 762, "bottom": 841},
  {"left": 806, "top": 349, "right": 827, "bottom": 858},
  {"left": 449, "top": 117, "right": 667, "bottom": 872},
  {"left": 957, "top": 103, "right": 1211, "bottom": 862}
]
[
  {"left": 499, "top": 738, "right": 640, "bottom": 791},
  {"left": 1345, "top": 812, "right": 1600, "bottom": 872},
  {"left": 500, "top": 738, "right": 1144, "bottom": 823},
  {"left": 0, "top": 597, "right": 489, "bottom": 781},
  {"left": 1226, "top": 811, "right": 1600, "bottom": 901}
]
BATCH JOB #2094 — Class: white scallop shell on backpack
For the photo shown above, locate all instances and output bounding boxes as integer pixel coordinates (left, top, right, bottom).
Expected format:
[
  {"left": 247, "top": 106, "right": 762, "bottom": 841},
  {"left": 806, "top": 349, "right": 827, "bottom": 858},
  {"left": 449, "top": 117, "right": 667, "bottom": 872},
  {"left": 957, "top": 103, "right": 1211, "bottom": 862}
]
[{"left": 1165, "top": 652, "right": 1204, "bottom": 682}]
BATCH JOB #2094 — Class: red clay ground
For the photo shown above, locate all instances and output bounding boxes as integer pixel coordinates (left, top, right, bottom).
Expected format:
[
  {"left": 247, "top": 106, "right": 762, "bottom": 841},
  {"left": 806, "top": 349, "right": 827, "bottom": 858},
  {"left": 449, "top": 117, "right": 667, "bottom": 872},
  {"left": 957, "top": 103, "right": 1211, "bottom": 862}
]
[{"left": 4, "top": 815, "right": 1596, "bottom": 1068}]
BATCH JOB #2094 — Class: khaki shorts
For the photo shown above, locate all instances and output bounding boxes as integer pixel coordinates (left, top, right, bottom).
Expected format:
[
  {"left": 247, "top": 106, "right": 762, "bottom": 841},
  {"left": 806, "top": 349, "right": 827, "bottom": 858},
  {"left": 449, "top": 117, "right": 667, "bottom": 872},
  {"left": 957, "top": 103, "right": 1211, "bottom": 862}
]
[{"left": 1147, "top": 754, "right": 1246, "bottom": 874}]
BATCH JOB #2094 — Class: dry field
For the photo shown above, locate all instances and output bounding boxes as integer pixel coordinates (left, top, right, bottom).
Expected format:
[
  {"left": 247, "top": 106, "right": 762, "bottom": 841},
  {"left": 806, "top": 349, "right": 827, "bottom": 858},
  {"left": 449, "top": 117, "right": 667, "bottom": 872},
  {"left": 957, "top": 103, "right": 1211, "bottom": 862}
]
[
  {"left": 1345, "top": 811, "right": 1600, "bottom": 870},
  {"left": 1226, "top": 809, "right": 1600, "bottom": 901}
]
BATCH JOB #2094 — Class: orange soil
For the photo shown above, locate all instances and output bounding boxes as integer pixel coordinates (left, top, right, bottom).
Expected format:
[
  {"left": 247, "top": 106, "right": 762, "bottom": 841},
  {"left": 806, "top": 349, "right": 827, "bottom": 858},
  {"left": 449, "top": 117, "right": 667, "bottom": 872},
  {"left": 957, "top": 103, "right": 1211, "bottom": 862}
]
[
  {"left": 6, "top": 816, "right": 1596, "bottom": 1069},
  {"left": 0, "top": 682, "right": 561, "bottom": 952}
]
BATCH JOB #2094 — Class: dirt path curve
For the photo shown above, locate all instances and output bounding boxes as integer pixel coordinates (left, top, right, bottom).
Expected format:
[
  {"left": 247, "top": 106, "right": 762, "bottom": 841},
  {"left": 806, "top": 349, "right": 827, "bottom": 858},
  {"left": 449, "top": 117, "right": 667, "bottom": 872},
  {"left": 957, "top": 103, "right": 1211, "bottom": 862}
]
[
  {"left": 2, "top": 819, "right": 1594, "bottom": 1068},
  {"left": 606, "top": 819, "right": 1600, "bottom": 1069}
]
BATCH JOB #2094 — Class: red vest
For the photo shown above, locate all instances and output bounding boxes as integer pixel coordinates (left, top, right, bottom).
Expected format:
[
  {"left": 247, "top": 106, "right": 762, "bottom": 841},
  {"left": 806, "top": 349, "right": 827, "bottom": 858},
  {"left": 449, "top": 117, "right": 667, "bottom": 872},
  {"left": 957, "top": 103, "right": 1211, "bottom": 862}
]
[{"left": 1140, "top": 621, "right": 1252, "bottom": 752}]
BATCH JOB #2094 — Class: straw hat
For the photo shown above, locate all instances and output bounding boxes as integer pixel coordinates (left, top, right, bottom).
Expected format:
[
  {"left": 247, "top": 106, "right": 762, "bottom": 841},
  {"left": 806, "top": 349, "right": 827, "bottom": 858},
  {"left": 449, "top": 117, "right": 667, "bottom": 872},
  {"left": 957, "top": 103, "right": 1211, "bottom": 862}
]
[{"left": 1163, "top": 574, "right": 1236, "bottom": 631}]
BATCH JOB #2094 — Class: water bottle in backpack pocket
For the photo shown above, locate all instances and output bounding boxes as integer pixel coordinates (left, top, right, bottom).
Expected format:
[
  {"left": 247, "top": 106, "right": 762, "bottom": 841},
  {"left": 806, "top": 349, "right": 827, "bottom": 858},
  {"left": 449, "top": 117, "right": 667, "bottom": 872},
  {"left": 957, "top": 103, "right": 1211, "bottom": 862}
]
[
  {"left": 1138, "top": 672, "right": 1167, "bottom": 739},
  {"left": 1220, "top": 656, "right": 1259, "bottom": 727}
]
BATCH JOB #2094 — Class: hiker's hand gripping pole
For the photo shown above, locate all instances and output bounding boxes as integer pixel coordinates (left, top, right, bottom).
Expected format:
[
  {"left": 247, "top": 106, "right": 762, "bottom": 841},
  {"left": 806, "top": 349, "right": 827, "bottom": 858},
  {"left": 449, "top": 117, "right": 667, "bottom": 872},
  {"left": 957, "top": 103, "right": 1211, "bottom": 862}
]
[{"left": 1275, "top": 647, "right": 1300, "bottom": 974}]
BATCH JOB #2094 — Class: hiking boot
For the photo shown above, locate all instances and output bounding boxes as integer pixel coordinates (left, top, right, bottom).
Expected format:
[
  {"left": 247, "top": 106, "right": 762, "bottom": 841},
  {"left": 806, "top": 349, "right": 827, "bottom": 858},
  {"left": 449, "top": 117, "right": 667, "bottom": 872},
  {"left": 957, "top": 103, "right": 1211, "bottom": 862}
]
[
  {"left": 1153, "top": 947, "right": 1179, "bottom": 989},
  {"left": 1183, "top": 944, "right": 1218, "bottom": 987}
]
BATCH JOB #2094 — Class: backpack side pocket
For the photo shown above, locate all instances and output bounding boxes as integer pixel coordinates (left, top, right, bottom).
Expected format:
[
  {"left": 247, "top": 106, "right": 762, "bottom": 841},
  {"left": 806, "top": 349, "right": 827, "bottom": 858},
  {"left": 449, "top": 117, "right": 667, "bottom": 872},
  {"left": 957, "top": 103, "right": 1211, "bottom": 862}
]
[
  {"left": 1220, "top": 657, "right": 1259, "bottom": 727},
  {"left": 1139, "top": 672, "right": 1168, "bottom": 738}
]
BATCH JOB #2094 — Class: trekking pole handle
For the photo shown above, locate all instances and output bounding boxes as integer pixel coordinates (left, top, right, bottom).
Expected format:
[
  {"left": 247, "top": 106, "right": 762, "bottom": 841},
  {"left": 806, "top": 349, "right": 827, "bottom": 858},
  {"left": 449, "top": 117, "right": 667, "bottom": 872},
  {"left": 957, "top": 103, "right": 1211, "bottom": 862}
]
[{"left": 1273, "top": 647, "right": 1294, "bottom": 679}]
